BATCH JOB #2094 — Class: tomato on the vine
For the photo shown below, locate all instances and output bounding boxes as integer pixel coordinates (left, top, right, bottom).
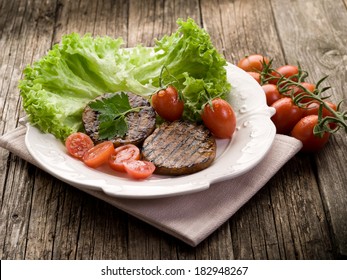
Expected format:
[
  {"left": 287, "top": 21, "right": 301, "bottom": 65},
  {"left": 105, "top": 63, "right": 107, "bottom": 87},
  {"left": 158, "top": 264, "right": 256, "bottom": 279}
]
[
  {"left": 237, "top": 54, "right": 269, "bottom": 72},
  {"left": 291, "top": 115, "right": 330, "bottom": 152},
  {"left": 82, "top": 141, "right": 115, "bottom": 168},
  {"left": 247, "top": 71, "right": 261, "bottom": 84},
  {"left": 303, "top": 101, "right": 337, "bottom": 117},
  {"left": 262, "top": 84, "right": 282, "bottom": 106},
  {"left": 108, "top": 144, "right": 141, "bottom": 172},
  {"left": 65, "top": 132, "right": 94, "bottom": 159},
  {"left": 201, "top": 98, "right": 237, "bottom": 139},
  {"left": 271, "top": 97, "right": 303, "bottom": 134},
  {"left": 285, "top": 82, "right": 316, "bottom": 103},
  {"left": 151, "top": 85, "right": 184, "bottom": 121},
  {"left": 269, "top": 65, "right": 299, "bottom": 85},
  {"left": 303, "top": 101, "right": 338, "bottom": 129}
]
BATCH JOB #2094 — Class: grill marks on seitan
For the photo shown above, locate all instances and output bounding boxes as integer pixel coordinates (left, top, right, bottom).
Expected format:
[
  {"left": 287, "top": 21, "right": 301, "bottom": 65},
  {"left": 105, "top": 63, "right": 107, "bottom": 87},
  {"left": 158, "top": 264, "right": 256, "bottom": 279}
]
[
  {"left": 82, "top": 92, "right": 156, "bottom": 147},
  {"left": 142, "top": 121, "right": 216, "bottom": 175}
]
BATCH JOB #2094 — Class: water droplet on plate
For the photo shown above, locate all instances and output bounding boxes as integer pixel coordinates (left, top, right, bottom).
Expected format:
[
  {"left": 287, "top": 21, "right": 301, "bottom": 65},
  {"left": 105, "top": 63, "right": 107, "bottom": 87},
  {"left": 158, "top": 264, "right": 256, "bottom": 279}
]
[
  {"left": 239, "top": 105, "right": 247, "bottom": 114},
  {"left": 243, "top": 120, "right": 250, "bottom": 127}
]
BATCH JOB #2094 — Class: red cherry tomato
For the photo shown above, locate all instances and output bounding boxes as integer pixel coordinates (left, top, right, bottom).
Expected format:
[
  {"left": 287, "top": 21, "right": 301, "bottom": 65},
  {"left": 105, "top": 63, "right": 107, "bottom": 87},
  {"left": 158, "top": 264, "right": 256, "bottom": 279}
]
[
  {"left": 303, "top": 101, "right": 337, "bottom": 117},
  {"left": 82, "top": 141, "right": 115, "bottom": 168},
  {"left": 123, "top": 160, "right": 156, "bottom": 179},
  {"left": 285, "top": 82, "right": 316, "bottom": 103},
  {"left": 247, "top": 71, "right": 261, "bottom": 84},
  {"left": 269, "top": 65, "right": 299, "bottom": 85},
  {"left": 65, "top": 132, "right": 94, "bottom": 159},
  {"left": 303, "top": 101, "right": 337, "bottom": 129},
  {"left": 108, "top": 144, "right": 141, "bottom": 172},
  {"left": 201, "top": 98, "right": 237, "bottom": 139},
  {"left": 271, "top": 97, "right": 303, "bottom": 134},
  {"left": 262, "top": 84, "right": 282, "bottom": 106},
  {"left": 291, "top": 115, "right": 330, "bottom": 153},
  {"left": 151, "top": 85, "right": 184, "bottom": 121},
  {"left": 237, "top": 54, "right": 269, "bottom": 72}
]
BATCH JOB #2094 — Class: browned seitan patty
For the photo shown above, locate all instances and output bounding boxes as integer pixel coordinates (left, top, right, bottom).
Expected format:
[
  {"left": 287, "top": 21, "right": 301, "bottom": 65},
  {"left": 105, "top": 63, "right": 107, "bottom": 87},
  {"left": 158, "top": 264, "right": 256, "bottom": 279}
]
[
  {"left": 141, "top": 121, "right": 216, "bottom": 175},
  {"left": 82, "top": 92, "right": 156, "bottom": 147}
]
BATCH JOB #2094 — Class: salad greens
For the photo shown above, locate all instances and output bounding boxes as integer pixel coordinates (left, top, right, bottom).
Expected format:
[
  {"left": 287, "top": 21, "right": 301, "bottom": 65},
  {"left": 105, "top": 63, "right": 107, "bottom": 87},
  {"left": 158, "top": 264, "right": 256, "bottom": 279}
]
[{"left": 19, "top": 18, "right": 231, "bottom": 141}]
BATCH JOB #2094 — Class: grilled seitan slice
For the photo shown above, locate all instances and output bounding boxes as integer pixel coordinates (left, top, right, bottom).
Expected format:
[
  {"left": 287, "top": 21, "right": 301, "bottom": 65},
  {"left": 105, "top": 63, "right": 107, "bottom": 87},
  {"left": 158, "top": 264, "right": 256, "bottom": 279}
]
[
  {"left": 141, "top": 121, "right": 216, "bottom": 175},
  {"left": 82, "top": 92, "right": 156, "bottom": 147}
]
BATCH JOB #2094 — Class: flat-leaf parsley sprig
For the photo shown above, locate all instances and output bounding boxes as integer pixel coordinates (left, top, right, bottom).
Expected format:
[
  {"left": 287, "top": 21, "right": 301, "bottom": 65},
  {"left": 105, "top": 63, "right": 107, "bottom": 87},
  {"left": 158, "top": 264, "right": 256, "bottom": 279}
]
[{"left": 88, "top": 92, "right": 144, "bottom": 140}]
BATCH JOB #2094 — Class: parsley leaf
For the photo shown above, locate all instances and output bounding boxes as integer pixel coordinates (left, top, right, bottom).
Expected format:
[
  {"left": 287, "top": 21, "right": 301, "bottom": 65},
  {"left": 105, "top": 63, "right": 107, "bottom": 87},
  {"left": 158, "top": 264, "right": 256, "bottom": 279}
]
[
  {"left": 88, "top": 92, "right": 136, "bottom": 140},
  {"left": 98, "top": 117, "right": 128, "bottom": 140}
]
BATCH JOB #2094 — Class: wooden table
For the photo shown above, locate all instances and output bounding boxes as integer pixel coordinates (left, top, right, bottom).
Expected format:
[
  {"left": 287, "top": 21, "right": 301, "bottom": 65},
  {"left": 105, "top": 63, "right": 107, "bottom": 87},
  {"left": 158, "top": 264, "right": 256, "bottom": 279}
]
[{"left": 0, "top": 0, "right": 346, "bottom": 260}]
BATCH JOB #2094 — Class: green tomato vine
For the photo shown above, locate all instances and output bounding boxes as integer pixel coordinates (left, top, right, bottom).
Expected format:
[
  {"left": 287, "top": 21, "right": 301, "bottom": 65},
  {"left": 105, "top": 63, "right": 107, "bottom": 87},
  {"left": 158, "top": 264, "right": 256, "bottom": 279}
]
[{"left": 260, "top": 59, "right": 347, "bottom": 137}]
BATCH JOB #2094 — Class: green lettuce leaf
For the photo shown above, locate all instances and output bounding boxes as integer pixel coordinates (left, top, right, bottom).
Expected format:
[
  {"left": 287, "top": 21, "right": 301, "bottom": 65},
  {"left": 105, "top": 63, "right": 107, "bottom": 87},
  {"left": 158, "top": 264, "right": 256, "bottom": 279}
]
[{"left": 19, "top": 18, "right": 231, "bottom": 141}]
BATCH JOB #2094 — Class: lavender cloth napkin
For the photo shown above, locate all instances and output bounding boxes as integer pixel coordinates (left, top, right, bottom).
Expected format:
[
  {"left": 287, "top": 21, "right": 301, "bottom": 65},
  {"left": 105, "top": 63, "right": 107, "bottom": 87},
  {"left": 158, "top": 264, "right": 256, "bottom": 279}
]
[{"left": 0, "top": 126, "right": 302, "bottom": 246}]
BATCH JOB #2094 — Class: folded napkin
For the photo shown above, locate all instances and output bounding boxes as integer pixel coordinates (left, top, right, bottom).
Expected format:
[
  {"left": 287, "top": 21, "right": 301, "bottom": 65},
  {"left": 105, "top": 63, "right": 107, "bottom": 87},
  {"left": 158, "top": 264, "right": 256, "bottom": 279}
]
[{"left": 0, "top": 126, "right": 302, "bottom": 246}]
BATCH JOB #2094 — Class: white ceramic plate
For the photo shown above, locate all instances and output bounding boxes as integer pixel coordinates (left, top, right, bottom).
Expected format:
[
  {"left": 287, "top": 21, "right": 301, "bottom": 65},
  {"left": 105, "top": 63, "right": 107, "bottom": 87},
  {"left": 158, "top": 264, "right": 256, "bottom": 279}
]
[{"left": 25, "top": 63, "right": 276, "bottom": 199}]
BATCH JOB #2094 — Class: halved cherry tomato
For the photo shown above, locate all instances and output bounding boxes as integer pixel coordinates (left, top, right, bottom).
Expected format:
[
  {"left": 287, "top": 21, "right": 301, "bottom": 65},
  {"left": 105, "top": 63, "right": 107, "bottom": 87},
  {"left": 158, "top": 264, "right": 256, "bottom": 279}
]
[
  {"left": 65, "top": 132, "right": 94, "bottom": 159},
  {"left": 108, "top": 144, "right": 141, "bottom": 172},
  {"left": 269, "top": 65, "right": 299, "bottom": 85},
  {"left": 271, "top": 97, "right": 303, "bottom": 134},
  {"left": 151, "top": 85, "right": 184, "bottom": 121},
  {"left": 201, "top": 98, "right": 237, "bottom": 139},
  {"left": 82, "top": 141, "right": 115, "bottom": 168},
  {"left": 123, "top": 160, "right": 156, "bottom": 179},
  {"left": 262, "top": 84, "right": 282, "bottom": 106},
  {"left": 291, "top": 115, "right": 330, "bottom": 153},
  {"left": 247, "top": 71, "right": 261, "bottom": 84},
  {"left": 237, "top": 54, "right": 269, "bottom": 72}
]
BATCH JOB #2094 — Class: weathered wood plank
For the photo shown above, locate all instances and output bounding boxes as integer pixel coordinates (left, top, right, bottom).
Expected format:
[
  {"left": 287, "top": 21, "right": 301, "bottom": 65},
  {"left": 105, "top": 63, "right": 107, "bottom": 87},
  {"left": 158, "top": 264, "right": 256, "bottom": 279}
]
[
  {"left": 127, "top": 0, "right": 200, "bottom": 48},
  {"left": 273, "top": 157, "right": 334, "bottom": 259},
  {"left": 0, "top": 157, "right": 35, "bottom": 259},
  {"left": 0, "top": 0, "right": 59, "bottom": 259},
  {"left": 200, "top": 0, "right": 285, "bottom": 64},
  {"left": 51, "top": 184, "right": 85, "bottom": 260},
  {"left": 53, "top": 0, "right": 99, "bottom": 42},
  {"left": 92, "top": 0, "right": 129, "bottom": 39},
  {"left": 271, "top": 0, "right": 347, "bottom": 258},
  {"left": 74, "top": 193, "right": 129, "bottom": 259},
  {"left": 25, "top": 170, "right": 62, "bottom": 259}
]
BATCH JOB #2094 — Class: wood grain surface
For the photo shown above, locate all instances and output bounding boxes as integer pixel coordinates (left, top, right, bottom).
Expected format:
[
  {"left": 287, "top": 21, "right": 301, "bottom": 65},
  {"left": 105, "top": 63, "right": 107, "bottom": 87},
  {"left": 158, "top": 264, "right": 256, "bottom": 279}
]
[{"left": 0, "top": 0, "right": 346, "bottom": 260}]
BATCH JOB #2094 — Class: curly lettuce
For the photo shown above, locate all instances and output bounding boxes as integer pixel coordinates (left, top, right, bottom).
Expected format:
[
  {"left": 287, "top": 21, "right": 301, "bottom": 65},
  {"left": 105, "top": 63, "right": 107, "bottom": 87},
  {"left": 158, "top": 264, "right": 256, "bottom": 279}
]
[{"left": 19, "top": 18, "right": 231, "bottom": 141}]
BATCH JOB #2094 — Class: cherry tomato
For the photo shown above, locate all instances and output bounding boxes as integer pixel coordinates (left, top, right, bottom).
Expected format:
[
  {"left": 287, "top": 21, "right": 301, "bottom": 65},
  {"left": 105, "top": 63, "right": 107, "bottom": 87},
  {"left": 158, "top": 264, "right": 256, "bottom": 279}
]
[
  {"left": 201, "top": 98, "right": 237, "bottom": 139},
  {"left": 271, "top": 97, "right": 303, "bottom": 134},
  {"left": 151, "top": 85, "right": 184, "bottom": 121},
  {"left": 237, "top": 54, "right": 269, "bottom": 72},
  {"left": 262, "top": 84, "right": 282, "bottom": 106},
  {"left": 303, "top": 101, "right": 337, "bottom": 117},
  {"left": 303, "top": 101, "right": 337, "bottom": 129},
  {"left": 65, "top": 132, "right": 94, "bottom": 159},
  {"left": 123, "top": 160, "right": 156, "bottom": 179},
  {"left": 291, "top": 115, "right": 330, "bottom": 153},
  {"left": 108, "top": 144, "right": 141, "bottom": 172},
  {"left": 247, "top": 71, "right": 261, "bottom": 84},
  {"left": 285, "top": 82, "right": 316, "bottom": 103},
  {"left": 269, "top": 65, "right": 299, "bottom": 85},
  {"left": 82, "top": 141, "right": 115, "bottom": 168}
]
